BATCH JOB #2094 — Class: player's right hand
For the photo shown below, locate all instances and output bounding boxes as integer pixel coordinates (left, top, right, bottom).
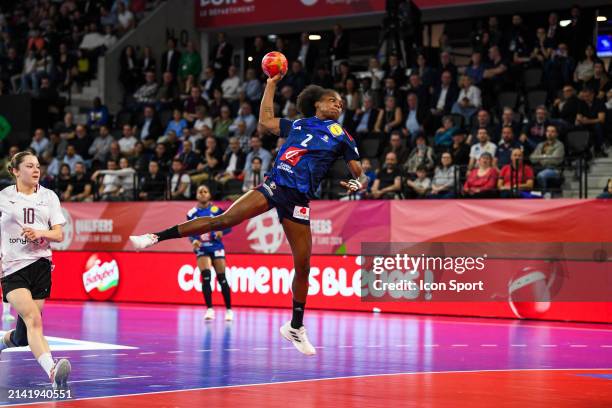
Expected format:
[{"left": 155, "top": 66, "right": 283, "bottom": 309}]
[
  {"left": 267, "top": 73, "right": 284, "bottom": 86},
  {"left": 192, "top": 240, "right": 201, "bottom": 250}
]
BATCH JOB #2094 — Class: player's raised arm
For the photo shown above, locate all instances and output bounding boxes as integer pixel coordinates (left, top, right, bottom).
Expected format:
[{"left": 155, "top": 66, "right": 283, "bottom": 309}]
[
  {"left": 340, "top": 160, "right": 368, "bottom": 193},
  {"left": 258, "top": 73, "right": 284, "bottom": 135}
]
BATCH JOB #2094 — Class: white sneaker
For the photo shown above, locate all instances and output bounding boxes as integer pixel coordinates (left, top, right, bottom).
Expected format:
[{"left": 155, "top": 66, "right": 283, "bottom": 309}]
[
  {"left": 225, "top": 309, "right": 233, "bottom": 321},
  {"left": 129, "top": 234, "right": 158, "bottom": 250},
  {"left": 204, "top": 308, "right": 215, "bottom": 320},
  {"left": 50, "top": 358, "right": 71, "bottom": 389},
  {"left": 2, "top": 314, "right": 15, "bottom": 322},
  {"left": 280, "top": 321, "right": 316, "bottom": 356}
]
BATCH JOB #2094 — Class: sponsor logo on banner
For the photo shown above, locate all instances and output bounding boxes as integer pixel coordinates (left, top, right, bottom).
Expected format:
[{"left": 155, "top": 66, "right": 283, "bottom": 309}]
[
  {"left": 82, "top": 253, "right": 119, "bottom": 301},
  {"left": 301, "top": 0, "right": 318, "bottom": 5},
  {"left": 198, "top": 0, "right": 255, "bottom": 17},
  {"left": 246, "top": 211, "right": 285, "bottom": 253},
  {"left": 293, "top": 206, "right": 310, "bottom": 221},
  {"left": 50, "top": 208, "right": 73, "bottom": 250}
]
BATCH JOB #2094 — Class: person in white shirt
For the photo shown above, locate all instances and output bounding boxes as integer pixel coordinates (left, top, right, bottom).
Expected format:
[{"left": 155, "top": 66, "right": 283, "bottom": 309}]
[
  {"left": 0, "top": 151, "right": 71, "bottom": 387},
  {"left": 29, "top": 128, "right": 49, "bottom": 157},
  {"left": 221, "top": 65, "right": 241, "bottom": 102},
  {"left": 92, "top": 157, "right": 136, "bottom": 201},
  {"left": 170, "top": 159, "right": 191, "bottom": 200},
  {"left": 118, "top": 124, "right": 138, "bottom": 157},
  {"left": 469, "top": 128, "right": 497, "bottom": 170},
  {"left": 451, "top": 75, "right": 482, "bottom": 123},
  {"left": 229, "top": 102, "right": 257, "bottom": 137}
]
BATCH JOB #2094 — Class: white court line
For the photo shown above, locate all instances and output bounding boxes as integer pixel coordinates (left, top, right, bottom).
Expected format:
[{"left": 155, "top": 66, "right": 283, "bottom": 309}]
[
  {"left": 252, "top": 348, "right": 268, "bottom": 351},
  {"left": 196, "top": 349, "right": 212, "bottom": 352},
  {"left": 111, "top": 353, "right": 128, "bottom": 356},
  {"left": 423, "top": 344, "right": 439, "bottom": 347},
  {"left": 167, "top": 351, "right": 184, "bottom": 354},
  {"left": 451, "top": 344, "right": 468, "bottom": 347},
  {"left": 511, "top": 344, "right": 527, "bottom": 347},
  {"left": 139, "top": 352, "right": 156, "bottom": 355},
  {"left": 14, "top": 368, "right": 612, "bottom": 407},
  {"left": 480, "top": 344, "right": 498, "bottom": 347},
  {"left": 570, "top": 345, "right": 587, "bottom": 348},
  {"left": 338, "top": 345, "right": 353, "bottom": 348},
  {"left": 541, "top": 345, "right": 557, "bottom": 348},
  {"left": 395, "top": 344, "right": 411, "bottom": 347},
  {"left": 35, "top": 375, "right": 152, "bottom": 386},
  {"left": 601, "top": 345, "right": 612, "bottom": 348},
  {"left": 281, "top": 347, "right": 294, "bottom": 350},
  {"left": 81, "top": 355, "right": 99, "bottom": 358},
  {"left": 366, "top": 345, "right": 382, "bottom": 348}
]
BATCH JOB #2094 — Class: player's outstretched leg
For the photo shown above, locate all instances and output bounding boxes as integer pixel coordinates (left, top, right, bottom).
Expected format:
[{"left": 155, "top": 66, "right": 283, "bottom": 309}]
[
  {"left": 279, "top": 218, "right": 315, "bottom": 356},
  {"left": 130, "top": 190, "right": 269, "bottom": 249}
]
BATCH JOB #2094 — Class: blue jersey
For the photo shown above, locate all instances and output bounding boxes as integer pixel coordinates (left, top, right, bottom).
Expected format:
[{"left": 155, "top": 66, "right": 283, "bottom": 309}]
[
  {"left": 186, "top": 204, "right": 230, "bottom": 250},
  {"left": 267, "top": 117, "right": 360, "bottom": 198}
]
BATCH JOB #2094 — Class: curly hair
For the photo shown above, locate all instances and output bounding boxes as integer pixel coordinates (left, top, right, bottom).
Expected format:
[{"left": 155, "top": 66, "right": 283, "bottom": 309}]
[{"left": 296, "top": 85, "right": 336, "bottom": 117}]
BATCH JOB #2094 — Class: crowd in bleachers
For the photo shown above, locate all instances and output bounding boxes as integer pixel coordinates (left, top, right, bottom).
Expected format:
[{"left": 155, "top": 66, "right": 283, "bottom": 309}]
[{"left": 3, "top": 4, "right": 612, "bottom": 200}]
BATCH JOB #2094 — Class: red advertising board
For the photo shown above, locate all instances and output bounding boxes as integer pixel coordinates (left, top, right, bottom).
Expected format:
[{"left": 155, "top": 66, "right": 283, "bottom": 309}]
[{"left": 50, "top": 251, "right": 612, "bottom": 323}]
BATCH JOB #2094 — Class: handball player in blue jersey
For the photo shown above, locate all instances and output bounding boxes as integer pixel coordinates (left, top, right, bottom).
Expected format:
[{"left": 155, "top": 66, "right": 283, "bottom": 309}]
[
  {"left": 131, "top": 72, "right": 367, "bottom": 355},
  {"left": 188, "top": 185, "right": 233, "bottom": 322}
]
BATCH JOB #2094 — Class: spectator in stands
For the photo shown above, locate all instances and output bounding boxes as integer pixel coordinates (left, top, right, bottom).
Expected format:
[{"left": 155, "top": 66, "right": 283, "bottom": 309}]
[
  {"left": 72, "top": 125, "right": 92, "bottom": 163},
  {"left": 279, "top": 85, "right": 297, "bottom": 117},
  {"left": 178, "top": 41, "right": 202, "bottom": 86},
  {"left": 183, "top": 86, "right": 207, "bottom": 123},
  {"left": 329, "top": 24, "right": 349, "bottom": 74},
  {"left": 427, "top": 152, "right": 456, "bottom": 199},
  {"left": 139, "top": 161, "right": 166, "bottom": 201},
  {"left": 586, "top": 62, "right": 610, "bottom": 99},
  {"left": 242, "top": 156, "right": 264, "bottom": 193},
  {"left": 55, "top": 43, "right": 75, "bottom": 92},
  {"left": 344, "top": 77, "right": 362, "bottom": 112},
  {"left": 360, "top": 158, "right": 376, "bottom": 194},
  {"left": 229, "top": 102, "right": 256, "bottom": 138},
  {"left": 87, "top": 97, "right": 109, "bottom": 129},
  {"left": 469, "top": 109, "right": 495, "bottom": 144},
  {"left": 406, "top": 74, "right": 429, "bottom": 107},
  {"left": 216, "top": 137, "right": 246, "bottom": 183},
  {"left": 245, "top": 135, "right": 271, "bottom": 173},
  {"left": 597, "top": 179, "right": 612, "bottom": 199},
  {"left": 156, "top": 71, "right": 180, "bottom": 110},
  {"left": 573, "top": 45, "right": 597, "bottom": 85},
  {"left": 413, "top": 53, "right": 435, "bottom": 89},
  {"left": 62, "top": 145, "right": 84, "bottom": 173},
  {"left": 65, "top": 161, "right": 93, "bottom": 202},
  {"left": 210, "top": 33, "right": 232, "bottom": 78},
  {"left": 176, "top": 140, "right": 200, "bottom": 172},
  {"left": 406, "top": 165, "right": 431, "bottom": 198},
  {"left": 463, "top": 152, "right": 498, "bottom": 198},
  {"left": 56, "top": 163, "right": 72, "bottom": 200},
  {"left": 371, "top": 152, "right": 401, "bottom": 199},
  {"left": 495, "top": 126, "right": 520, "bottom": 169},
  {"left": 192, "top": 105, "right": 212, "bottom": 133},
  {"left": 498, "top": 148, "right": 534, "bottom": 198},
  {"left": 448, "top": 129, "right": 470, "bottom": 167},
  {"left": 353, "top": 96, "right": 378, "bottom": 141},
  {"left": 405, "top": 134, "right": 434, "bottom": 175},
  {"left": 381, "top": 131, "right": 409, "bottom": 165},
  {"left": 30, "top": 128, "right": 49, "bottom": 157},
  {"left": 140, "top": 46, "right": 156, "bottom": 76},
  {"left": 402, "top": 93, "right": 428, "bottom": 145},
  {"left": 169, "top": 158, "right": 191, "bottom": 200},
  {"left": 132, "top": 70, "right": 159, "bottom": 107},
  {"left": 552, "top": 85, "right": 579, "bottom": 128},
  {"left": 311, "top": 65, "right": 334, "bottom": 89},
  {"left": 434, "top": 116, "right": 458, "bottom": 149},
  {"left": 213, "top": 105, "right": 233, "bottom": 139},
  {"left": 576, "top": 87, "right": 607, "bottom": 157},
  {"left": 119, "top": 45, "right": 140, "bottom": 95},
  {"left": 297, "top": 32, "right": 319, "bottom": 74},
  {"left": 243, "top": 68, "right": 263, "bottom": 105},
  {"left": 520, "top": 105, "right": 550, "bottom": 151},
  {"left": 374, "top": 96, "right": 402, "bottom": 136},
  {"left": 530, "top": 125, "right": 565, "bottom": 194},
  {"left": 366, "top": 57, "right": 385, "bottom": 92},
  {"left": 116, "top": 1, "right": 135, "bottom": 34},
  {"left": 285, "top": 60, "right": 310, "bottom": 96},
  {"left": 469, "top": 128, "right": 497, "bottom": 170},
  {"left": 531, "top": 27, "right": 554, "bottom": 66},
  {"left": 94, "top": 159, "right": 120, "bottom": 200},
  {"left": 385, "top": 54, "right": 406, "bottom": 87},
  {"left": 138, "top": 105, "right": 163, "bottom": 143},
  {"left": 118, "top": 124, "right": 138, "bottom": 157},
  {"left": 221, "top": 65, "right": 241, "bottom": 104},
  {"left": 190, "top": 135, "right": 223, "bottom": 184},
  {"left": 499, "top": 107, "right": 521, "bottom": 142},
  {"left": 481, "top": 46, "right": 508, "bottom": 109},
  {"left": 546, "top": 43, "right": 574, "bottom": 97},
  {"left": 20, "top": 50, "right": 38, "bottom": 93},
  {"left": 93, "top": 157, "right": 136, "bottom": 201},
  {"left": 165, "top": 109, "right": 188, "bottom": 137},
  {"left": 439, "top": 51, "right": 458, "bottom": 85},
  {"left": 452, "top": 75, "right": 481, "bottom": 123},
  {"left": 43, "top": 131, "right": 67, "bottom": 166}
]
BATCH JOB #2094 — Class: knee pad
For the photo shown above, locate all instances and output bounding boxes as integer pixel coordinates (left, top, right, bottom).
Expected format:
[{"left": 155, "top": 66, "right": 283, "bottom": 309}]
[
  {"left": 202, "top": 269, "right": 212, "bottom": 282},
  {"left": 217, "top": 273, "right": 228, "bottom": 286},
  {"left": 10, "top": 317, "right": 28, "bottom": 347}
]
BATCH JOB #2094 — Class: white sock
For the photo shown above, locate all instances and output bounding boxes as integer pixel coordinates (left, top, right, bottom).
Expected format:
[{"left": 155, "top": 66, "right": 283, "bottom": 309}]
[
  {"left": 2, "top": 302, "right": 10, "bottom": 315},
  {"left": 37, "top": 352, "right": 54, "bottom": 378},
  {"left": 0, "top": 333, "right": 9, "bottom": 351}
]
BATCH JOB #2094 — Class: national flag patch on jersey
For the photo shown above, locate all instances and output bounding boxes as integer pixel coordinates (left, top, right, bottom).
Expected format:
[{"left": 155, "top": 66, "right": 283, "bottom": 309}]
[
  {"left": 211, "top": 205, "right": 219, "bottom": 213},
  {"left": 327, "top": 123, "right": 344, "bottom": 137},
  {"left": 293, "top": 205, "right": 310, "bottom": 221},
  {"left": 280, "top": 147, "right": 308, "bottom": 166}
]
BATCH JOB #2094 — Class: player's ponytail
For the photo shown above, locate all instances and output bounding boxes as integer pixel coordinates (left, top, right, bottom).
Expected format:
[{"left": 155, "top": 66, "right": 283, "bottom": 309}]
[
  {"left": 8, "top": 150, "right": 36, "bottom": 179},
  {"left": 297, "top": 85, "right": 336, "bottom": 117}
]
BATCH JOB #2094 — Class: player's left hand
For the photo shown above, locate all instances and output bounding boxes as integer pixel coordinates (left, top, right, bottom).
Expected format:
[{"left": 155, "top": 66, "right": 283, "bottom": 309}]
[
  {"left": 340, "top": 179, "right": 363, "bottom": 193},
  {"left": 21, "top": 227, "right": 44, "bottom": 241},
  {"left": 213, "top": 231, "right": 223, "bottom": 239}
]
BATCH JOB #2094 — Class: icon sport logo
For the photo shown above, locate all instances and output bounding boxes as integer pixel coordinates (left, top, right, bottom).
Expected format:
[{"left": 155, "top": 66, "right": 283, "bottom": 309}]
[{"left": 327, "top": 123, "right": 344, "bottom": 137}]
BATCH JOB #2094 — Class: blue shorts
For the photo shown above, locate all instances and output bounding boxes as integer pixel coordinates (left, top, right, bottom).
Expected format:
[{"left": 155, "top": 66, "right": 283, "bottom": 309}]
[
  {"left": 256, "top": 178, "right": 311, "bottom": 225},
  {"left": 195, "top": 245, "right": 226, "bottom": 260}
]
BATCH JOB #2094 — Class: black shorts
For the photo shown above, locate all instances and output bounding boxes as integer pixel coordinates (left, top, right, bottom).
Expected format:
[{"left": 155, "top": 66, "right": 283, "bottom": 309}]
[
  {"left": 1, "top": 258, "right": 52, "bottom": 302},
  {"left": 256, "top": 178, "right": 311, "bottom": 225}
]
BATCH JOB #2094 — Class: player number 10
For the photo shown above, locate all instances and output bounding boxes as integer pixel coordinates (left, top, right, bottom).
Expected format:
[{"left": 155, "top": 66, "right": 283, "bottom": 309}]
[{"left": 23, "top": 208, "right": 35, "bottom": 224}]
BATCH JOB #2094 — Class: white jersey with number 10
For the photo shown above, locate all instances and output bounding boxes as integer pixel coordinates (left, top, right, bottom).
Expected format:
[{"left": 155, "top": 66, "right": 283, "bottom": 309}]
[{"left": 0, "top": 185, "right": 65, "bottom": 278}]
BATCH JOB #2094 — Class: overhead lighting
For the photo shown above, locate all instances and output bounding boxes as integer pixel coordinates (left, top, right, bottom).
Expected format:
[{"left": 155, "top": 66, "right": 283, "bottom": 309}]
[
  {"left": 247, "top": 56, "right": 253, "bottom": 62},
  {"left": 308, "top": 34, "right": 322, "bottom": 41},
  {"left": 559, "top": 19, "right": 571, "bottom": 27},
  {"left": 597, "top": 16, "right": 607, "bottom": 22},
  {"left": 267, "top": 34, "right": 277, "bottom": 41}
]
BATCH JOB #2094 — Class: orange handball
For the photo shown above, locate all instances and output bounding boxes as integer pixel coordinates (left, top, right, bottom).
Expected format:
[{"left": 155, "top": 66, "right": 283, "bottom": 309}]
[{"left": 261, "top": 51, "right": 288, "bottom": 78}]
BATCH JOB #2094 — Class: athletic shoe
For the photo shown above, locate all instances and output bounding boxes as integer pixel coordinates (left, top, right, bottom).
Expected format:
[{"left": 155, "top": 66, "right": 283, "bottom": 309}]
[
  {"left": 50, "top": 358, "right": 71, "bottom": 389},
  {"left": 129, "top": 234, "right": 158, "bottom": 250},
  {"left": 279, "top": 321, "right": 316, "bottom": 356},
  {"left": 204, "top": 308, "right": 215, "bottom": 320},
  {"left": 225, "top": 309, "right": 233, "bottom": 321},
  {"left": 2, "top": 314, "right": 15, "bottom": 322}
]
